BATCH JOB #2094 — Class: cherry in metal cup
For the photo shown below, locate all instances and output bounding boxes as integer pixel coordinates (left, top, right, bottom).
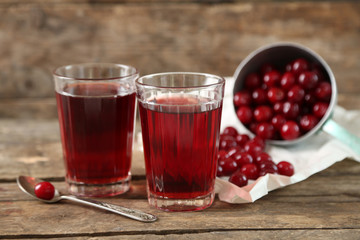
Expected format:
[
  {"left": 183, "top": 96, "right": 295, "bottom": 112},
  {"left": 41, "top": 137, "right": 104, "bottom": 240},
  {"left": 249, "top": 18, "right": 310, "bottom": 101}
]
[
  {"left": 53, "top": 63, "right": 138, "bottom": 197},
  {"left": 136, "top": 72, "right": 225, "bottom": 211},
  {"left": 233, "top": 42, "right": 360, "bottom": 154}
]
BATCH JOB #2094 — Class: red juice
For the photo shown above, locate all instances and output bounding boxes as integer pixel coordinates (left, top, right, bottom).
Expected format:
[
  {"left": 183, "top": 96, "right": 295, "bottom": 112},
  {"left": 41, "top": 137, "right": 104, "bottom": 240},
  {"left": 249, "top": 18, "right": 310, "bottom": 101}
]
[
  {"left": 139, "top": 95, "right": 222, "bottom": 199},
  {"left": 56, "top": 83, "right": 136, "bottom": 185}
]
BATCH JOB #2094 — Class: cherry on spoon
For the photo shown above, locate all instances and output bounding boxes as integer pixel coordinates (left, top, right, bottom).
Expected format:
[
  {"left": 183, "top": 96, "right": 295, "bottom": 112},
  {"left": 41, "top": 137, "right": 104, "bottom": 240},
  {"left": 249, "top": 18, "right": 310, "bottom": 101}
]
[{"left": 16, "top": 176, "right": 157, "bottom": 223}]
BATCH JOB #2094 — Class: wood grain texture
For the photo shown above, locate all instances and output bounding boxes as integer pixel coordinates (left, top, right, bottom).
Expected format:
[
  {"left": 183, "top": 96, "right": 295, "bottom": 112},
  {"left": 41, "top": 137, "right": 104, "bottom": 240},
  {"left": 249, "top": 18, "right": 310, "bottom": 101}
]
[{"left": 0, "top": 1, "right": 359, "bottom": 98}]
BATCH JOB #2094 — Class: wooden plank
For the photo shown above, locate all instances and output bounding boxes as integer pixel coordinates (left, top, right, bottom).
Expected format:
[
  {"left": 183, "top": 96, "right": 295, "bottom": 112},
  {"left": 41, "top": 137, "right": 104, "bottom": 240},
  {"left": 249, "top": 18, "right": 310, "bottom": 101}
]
[
  {"left": 0, "top": 2, "right": 359, "bottom": 98},
  {"left": 1, "top": 194, "right": 360, "bottom": 237}
]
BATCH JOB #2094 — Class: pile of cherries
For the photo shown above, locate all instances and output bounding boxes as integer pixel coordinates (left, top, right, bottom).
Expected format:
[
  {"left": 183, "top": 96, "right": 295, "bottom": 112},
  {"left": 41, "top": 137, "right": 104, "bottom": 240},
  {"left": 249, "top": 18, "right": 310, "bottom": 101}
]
[
  {"left": 217, "top": 126, "right": 294, "bottom": 188},
  {"left": 234, "top": 58, "right": 332, "bottom": 140}
]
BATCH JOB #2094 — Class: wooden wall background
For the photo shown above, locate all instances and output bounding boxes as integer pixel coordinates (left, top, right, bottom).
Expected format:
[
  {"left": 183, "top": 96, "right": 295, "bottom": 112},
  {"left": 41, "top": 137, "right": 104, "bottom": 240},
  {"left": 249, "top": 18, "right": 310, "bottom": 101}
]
[{"left": 0, "top": 0, "right": 359, "bottom": 118}]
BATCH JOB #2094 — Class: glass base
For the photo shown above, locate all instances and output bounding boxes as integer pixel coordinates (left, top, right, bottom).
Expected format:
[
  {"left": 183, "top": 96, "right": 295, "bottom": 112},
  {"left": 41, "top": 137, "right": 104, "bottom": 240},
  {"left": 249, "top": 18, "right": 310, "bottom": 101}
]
[
  {"left": 147, "top": 191, "right": 215, "bottom": 212},
  {"left": 66, "top": 175, "right": 131, "bottom": 197}
]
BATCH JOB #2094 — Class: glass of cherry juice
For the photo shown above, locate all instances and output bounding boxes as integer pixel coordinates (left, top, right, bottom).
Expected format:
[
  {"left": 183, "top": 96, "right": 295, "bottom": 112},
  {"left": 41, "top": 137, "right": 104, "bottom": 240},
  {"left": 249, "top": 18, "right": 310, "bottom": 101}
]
[
  {"left": 136, "top": 72, "right": 225, "bottom": 211},
  {"left": 53, "top": 63, "right": 138, "bottom": 197}
]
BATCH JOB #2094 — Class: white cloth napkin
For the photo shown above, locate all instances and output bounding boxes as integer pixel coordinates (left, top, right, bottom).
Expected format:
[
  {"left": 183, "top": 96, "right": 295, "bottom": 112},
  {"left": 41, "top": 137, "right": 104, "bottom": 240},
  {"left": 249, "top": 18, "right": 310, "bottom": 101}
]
[{"left": 216, "top": 77, "right": 360, "bottom": 204}]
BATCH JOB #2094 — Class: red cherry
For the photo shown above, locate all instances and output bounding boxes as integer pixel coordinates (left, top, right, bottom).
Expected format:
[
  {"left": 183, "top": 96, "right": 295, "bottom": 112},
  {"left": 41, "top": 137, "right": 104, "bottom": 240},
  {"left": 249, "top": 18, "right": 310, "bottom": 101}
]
[
  {"left": 315, "top": 81, "right": 332, "bottom": 101},
  {"left": 217, "top": 165, "right": 225, "bottom": 177},
  {"left": 218, "top": 157, "right": 238, "bottom": 176},
  {"left": 254, "top": 105, "right": 273, "bottom": 122},
  {"left": 240, "top": 163, "right": 259, "bottom": 180},
  {"left": 235, "top": 134, "right": 250, "bottom": 147},
  {"left": 249, "top": 122, "right": 258, "bottom": 134},
  {"left": 261, "top": 63, "right": 275, "bottom": 75},
  {"left": 256, "top": 122, "right": 275, "bottom": 140},
  {"left": 255, "top": 152, "right": 273, "bottom": 165},
  {"left": 280, "top": 72, "right": 296, "bottom": 90},
  {"left": 304, "top": 93, "right": 317, "bottom": 106},
  {"left": 245, "top": 73, "right": 262, "bottom": 90},
  {"left": 281, "top": 121, "right": 300, "bottom": 140},
  {"left": 277, "top": 161, "right": 295, "bottom": 176},
  {"left": 219, "top": 135, "right": 237, "bottom": 150},
  {"left": 298, "top": 71, "right": 319, "bottom": 90},
  {"left": 267, "top": 87, "right": 285, "bottom": 103},
  {"left": 227, "top": 146, "right": 243, "bottom": 158},
  {"left": 263, "top": 70, "right": 281, "bottom": 87},
  {"left": 234, "top": 91, "right": 252, "bottom": 107},
  {"left": 273, "top": 102, "right": 284, "bottom": 114},
  {"left": 299, "top": 114, "right": 319, "bottom": 132},
  {"left": 244, "top": 141, "right": 263, "bottom": 159},
  {"left": 258, "top": 161, "right": 278, "bottom": 174},
  {"left": 282, "top": 101, "right": 300, "bottom": 120},
  {"left": 217, "top": 150, "right": 228, "bottom": 159},
  {"left": 271, "top": 114, "right": 286, "bottom": 131},
  {"left": 287, "top": 85, "right": 305, "bottom": 103},
  {"left": 223, "top": 126, "right": 238, "bottom": 137},
  {"left": 236, "top": 106, "right": 253, "bottom": 125},
  {"left": 291, "top": 58, "right": 309, "bottom": 75},
  {"left": 313, "top": 102, "right": 329, "bottom": 118},
  {"left": 252, "top": 88, "right": 268, "bottom": 105},
  {"left": 233, "top": 152, "right": 253, "bottom": 167},
  {"left": 34, "top": 182, "right": 55, "bottom": 200},
  {"left": 229, "top": 170, "right": 248, "bottom": 187},
  {"left": 251, "top": 136, "right": 266, "bottom": 150}
]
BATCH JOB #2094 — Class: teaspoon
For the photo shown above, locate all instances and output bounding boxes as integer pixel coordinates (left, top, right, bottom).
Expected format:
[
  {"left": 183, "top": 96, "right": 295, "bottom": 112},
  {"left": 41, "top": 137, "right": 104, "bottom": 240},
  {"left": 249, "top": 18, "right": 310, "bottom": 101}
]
[{"left": 17, "top": 175, "right": 157, "bottom": 223}]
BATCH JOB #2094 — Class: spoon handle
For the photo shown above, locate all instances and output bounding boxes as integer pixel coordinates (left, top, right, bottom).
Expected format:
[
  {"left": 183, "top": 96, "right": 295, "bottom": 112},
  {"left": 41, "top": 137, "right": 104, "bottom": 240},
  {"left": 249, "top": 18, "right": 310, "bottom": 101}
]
[{"left": 60, "top": 195, "right": 157, "bottom": 222}]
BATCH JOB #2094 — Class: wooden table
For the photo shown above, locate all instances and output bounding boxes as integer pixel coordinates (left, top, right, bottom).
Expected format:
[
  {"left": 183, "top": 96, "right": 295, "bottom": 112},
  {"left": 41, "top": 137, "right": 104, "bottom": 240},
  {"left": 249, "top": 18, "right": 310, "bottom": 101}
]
[{"left": 1, "top": 95, "right": 360, "bottom": 239}]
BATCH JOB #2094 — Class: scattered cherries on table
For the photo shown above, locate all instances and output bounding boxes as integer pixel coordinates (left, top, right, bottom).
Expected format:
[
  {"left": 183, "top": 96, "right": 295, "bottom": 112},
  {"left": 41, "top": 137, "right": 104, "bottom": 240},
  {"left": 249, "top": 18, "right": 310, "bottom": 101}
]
[
  {"left": 34, "top": 181, "right": 55, "bottom": 200},
  {"left": 234, "top": 58, "right": 332, "bottom": 141},
  {"left": 218, "top": 126, "right": 294, "bottom": 188}
]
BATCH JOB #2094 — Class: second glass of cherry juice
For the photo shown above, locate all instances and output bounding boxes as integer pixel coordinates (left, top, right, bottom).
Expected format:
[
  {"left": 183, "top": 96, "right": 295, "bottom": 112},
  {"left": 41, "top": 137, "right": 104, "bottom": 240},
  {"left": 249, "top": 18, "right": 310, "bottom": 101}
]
[
  {"left": 136, "top": 72, "right": 225, "bottom": 211},
  {"left": 53, "top": 63, "right": 138, "bottom": 197}
]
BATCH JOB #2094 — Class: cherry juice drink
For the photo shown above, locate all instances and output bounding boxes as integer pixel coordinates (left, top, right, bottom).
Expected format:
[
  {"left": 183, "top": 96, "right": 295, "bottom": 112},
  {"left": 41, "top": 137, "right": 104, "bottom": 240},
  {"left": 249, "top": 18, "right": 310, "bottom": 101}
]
[
  {"left": 54, "top": 63, "right": 138, "bottom": 197},
  {"left": 136, "top": 73, "right": 225, "bottom": 211}
]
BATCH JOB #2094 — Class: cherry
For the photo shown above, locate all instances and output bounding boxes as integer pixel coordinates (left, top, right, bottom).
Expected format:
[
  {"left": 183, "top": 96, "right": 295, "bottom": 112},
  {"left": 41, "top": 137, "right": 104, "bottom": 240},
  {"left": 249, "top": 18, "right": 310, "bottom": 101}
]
[
  {"left": 218, "top": 156, "right": 238, "bottom": 176},
  {"left": 287, "top": 85, "right": 305, "bottom": 103},
  {"left": 235, "top": 134, "right": 250, "bottom": 147},
  {"left": 299, "top": 114, "right": 319, "bottom": 132},
  {"left": 219, "top": 135, "right": 237, "bottom": 150},
  {"left": 240, "top": 163, "right": 259, "bottom": 180},
  {"left": 256, "top": 122, "right": 275, "bottom": 140},
  {"left": 267, "top": 87, "right": 285, "bottom": 103},
  {"left": 236, "top": 106, "right": 253, "bottom": 125},
  {"left": 261, "top": 63, "right": 275, "bottom": 75},
  {"left": 227, "top": 146, "right": 243, "bottom": 158},
  {"left": 217, "top": 165, "right": 225, "bottom": 177},
  {"left": 245, "top": 73, "right": 262, "bottom": 90},
  {"left": 249, "top": 123, "right": 258, "bottom": 134},
  {"left": 271, "top": 114, "right": 286, "bottom": 131},
  {"left": 282, "top": 101, "right": 300, "bottom": 120},
  {"left": 263, "top": 70, "right": 281, "bottom": 87},
  {"left": 244, "top": 141, "right": 263, "bottom": 159},
  {"left": 280, "top": 72, "right": 296, "bottom": 90},
  {"left": 255, "top": 152, "right": 273, "bottom": 165},
  {"left": 254, "top": 105, "right": 273, "bottom": 122},
  {"left": 251, "top": 136, "right": 266, "bottom": 150},
  {"left": 258, "top": 161, "right": 278, "bottom": 174},
  {"left": 281, "top": 121, "right": 300, "bottom": 140},
  {"left": 298, "top": 71, "right": 319, "bottom": 90},
  {"left": 234, "top": 91, "right": 252, "bottom": 107},
  {"left": 223, "top": 126, "right": 238, "bottom": 137},
  {"left": 315, "top": 81, "right": 332, "bottom": 101},
  {"left": 217, "top": 150, "right": 228, "bottom": 159},
  {"left": 273, "top": 102, "right": 284, "bottom": 114},
  {"left": 291, "top": 58, "right": 309, "bottom": 75},
  {"left": 233, "top": 152, "right": 253, "bottom": 167},
  {"left": 313, "top": 102, "right": 329, "bottom": 118},
  {"left": 34, "top": 182, "right": 55, "bottom": 200},
  {"left": 229, "top": 170, "right": 248, "bottom": 187},
  {"left": 252, "top": 88, "right": 268, "bottom": 105},
  {"left": 304, "top": 93, "right": 317, "bottom": 106},
  {"left": 277, "top": 161, "right": 295, "bottom": 176}
]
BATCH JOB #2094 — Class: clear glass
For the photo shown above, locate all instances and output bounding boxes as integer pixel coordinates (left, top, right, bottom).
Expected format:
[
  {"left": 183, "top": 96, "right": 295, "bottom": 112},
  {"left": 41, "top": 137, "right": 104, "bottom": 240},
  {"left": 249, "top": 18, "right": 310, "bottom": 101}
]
[
  {"left": 136, "top": 72, "right": 225, "bottom": 211},
  {"left": 53, "top": 63, "right": 138, "bottom": 197}
]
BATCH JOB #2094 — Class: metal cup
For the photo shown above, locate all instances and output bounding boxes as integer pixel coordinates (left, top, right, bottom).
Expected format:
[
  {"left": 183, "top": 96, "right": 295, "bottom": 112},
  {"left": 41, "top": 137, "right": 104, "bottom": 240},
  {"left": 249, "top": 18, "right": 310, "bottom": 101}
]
[{"left": 233, "top": 42, "right": 360, "bottom": 154}]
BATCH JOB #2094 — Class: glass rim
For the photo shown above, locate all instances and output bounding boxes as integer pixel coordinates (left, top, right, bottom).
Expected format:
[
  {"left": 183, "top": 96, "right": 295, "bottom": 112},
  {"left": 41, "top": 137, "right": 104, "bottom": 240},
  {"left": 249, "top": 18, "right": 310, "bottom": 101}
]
[
  {"left": 53, "top": 63, "right": 139, "bottom": 81},
  {"left": 136, "top": 72, "right": 225, "bottom": 89}
]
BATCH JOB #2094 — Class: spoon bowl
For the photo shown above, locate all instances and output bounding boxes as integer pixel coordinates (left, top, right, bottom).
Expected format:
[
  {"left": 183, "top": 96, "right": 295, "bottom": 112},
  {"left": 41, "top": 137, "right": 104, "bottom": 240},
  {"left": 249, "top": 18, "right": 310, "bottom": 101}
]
[{"left": 17, "top": 175, "right": 157, "bottom": 222}]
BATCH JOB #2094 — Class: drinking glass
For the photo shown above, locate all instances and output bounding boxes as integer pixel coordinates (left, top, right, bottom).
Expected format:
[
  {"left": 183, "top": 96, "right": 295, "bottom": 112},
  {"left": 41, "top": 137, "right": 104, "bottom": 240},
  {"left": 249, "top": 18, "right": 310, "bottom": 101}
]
[
  {"left": 53, "top": 63, "right": 138, "bottom": 197},
  {"left": 136, "top": 72, "right": 225, "bottom": 211}
]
